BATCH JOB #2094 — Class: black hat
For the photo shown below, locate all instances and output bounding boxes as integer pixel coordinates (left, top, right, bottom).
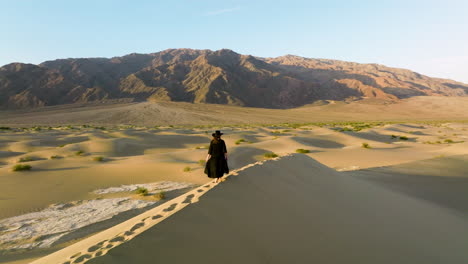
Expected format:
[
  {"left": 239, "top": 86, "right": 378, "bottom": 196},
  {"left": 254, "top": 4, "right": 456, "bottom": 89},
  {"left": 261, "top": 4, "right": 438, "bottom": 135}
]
[{"left": 212, "top": 130, "right": 223, "bottom": 137}]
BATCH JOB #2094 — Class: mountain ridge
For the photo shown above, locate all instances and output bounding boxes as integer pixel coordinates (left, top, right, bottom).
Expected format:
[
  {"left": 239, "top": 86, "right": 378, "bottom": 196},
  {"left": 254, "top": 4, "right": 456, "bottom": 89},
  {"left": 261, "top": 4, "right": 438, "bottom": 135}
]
[{"left": 1, "top": 48, "right": 467, "bottom": 110}]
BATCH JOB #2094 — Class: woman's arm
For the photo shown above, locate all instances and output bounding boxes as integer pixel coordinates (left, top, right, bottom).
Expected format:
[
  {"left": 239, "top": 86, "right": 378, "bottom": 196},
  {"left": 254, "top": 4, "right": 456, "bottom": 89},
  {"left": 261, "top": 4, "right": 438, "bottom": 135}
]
[
  {"left": 223, "top": 140, "right": 228, "bottom": 160},
  {"left": 206, "top": 154, "right": 211, "bottom": 162}
]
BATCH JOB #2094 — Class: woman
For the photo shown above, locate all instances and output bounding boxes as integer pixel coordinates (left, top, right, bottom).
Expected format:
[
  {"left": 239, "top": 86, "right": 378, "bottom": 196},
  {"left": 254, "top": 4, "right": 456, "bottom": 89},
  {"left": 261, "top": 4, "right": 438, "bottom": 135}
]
[{"left": 204, "top": 130, "right": 229, "bottom": 183}]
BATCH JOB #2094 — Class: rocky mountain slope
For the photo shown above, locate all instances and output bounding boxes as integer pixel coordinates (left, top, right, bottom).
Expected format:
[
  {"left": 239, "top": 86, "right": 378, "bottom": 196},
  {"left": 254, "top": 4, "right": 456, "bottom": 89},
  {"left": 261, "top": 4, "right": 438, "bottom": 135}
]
[{"left": 1, "top": 49, "right": 467, "bottom": 109}]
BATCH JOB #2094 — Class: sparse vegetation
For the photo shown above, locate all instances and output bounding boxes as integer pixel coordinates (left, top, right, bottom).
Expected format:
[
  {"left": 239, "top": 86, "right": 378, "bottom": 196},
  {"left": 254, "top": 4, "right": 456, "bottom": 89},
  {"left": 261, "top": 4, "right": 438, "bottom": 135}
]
[
  {"left": 12, "top": 164, "right": 32, "bottom": 171},
  {"left": 93, "top": 156, "right": 104, "bottom": 162},
  {"left": 0, "top": 127, "right": 11, "bottom": 130},
  {"left": 295, "top": 148, "right": 310, "bottom": 153},
  {"left": 444, "top": 139, "right": 454, "bottom": 143},
  {"left": 183, "top": 166, "right": 192, "bottom": 172},
  {"left": 135, "top": 187, "right": 148, "bottom": 196},
  {"left": 198, "top": 159, "right": 205, "bottom": 166},
  {"left": 235, "top": 139, "right": 245, "bottom": 145},
  {"left": 399, "top": 136, "right": 409, "bottom": 140},
  {"left": 154, "top": 191, "right": 166, "bottom": 200},
  {"left": 362, "top": 143, "right": 371, "bottom": 149},
  {"left": 75, "top": 150, "right": 85, "bottom": 156},
  {"left": 18, "top": 156, "right": 34, "bottom": 163},
  {"left": 391, "top": 135, "right": 397, "bottom": 139},
  {"left": 339, "top": 127, "right": 353, "bottom": 132},
  {"left": 50, "top": 155, "right": 61, "bottom": 159},
  {"left": 58, "top": 143, "right": 68, "bottom": 148},
  {"left": 264, "top": 152, "right": 279, "bottom": 158}
]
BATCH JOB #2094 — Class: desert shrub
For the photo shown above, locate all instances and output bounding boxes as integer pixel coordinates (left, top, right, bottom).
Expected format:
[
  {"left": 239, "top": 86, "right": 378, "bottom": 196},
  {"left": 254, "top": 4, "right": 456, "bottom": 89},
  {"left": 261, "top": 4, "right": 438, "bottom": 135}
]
[
  {"left": 18, "top": 156, "right": 34, "bottom": 163},
  {"left": 75, "top": 150, "right": 85, "bottom": 156},
  {"left": 135, "top": 187, "right": 148, "bottom": 196},
  {"left": 154, "top": 191, "right": 166, "bottom": 200},
  {"left": 362, "top": 143, "right": 371, "bottom": 149},
  {"left": 444, "top": 139, "right": 454, "bottom": 143},
  {"left": 0, "top": 127, "right": 10, "bottom": 130},
  {"left": 50, "top": 155, "right": 61, "bottom": 159},
  {"left": 93, "top": 156, "right": 104, "bottom": 162},
  {"left": 340, "top": 127, "right": 353, "bottom": 132},
  {"left": 391, "top": 135, "right": 397, "bottom": 139},
  {"left": 399, "top": 136, "right": 409, "bottom": 140},
  {"left": 58, "top": 144, "right": 68, "bottom": 148},
  {"left": 198, "top": 160, "right": 205, "bottom": 166},
  {"left": 235, "top": 139, "right": 245, "bottom": 145},
  {"left": 13, "top": 164, "right": 32, "bottom": 171},
  {"left": 183, "top": 166, "right": 192, "bottom": 172},
  {"left": 295, "top": 148, "right": 310, "bottom": 153},
  {"left": 264, "top": 152, "right": 278, "bottom": 158}
]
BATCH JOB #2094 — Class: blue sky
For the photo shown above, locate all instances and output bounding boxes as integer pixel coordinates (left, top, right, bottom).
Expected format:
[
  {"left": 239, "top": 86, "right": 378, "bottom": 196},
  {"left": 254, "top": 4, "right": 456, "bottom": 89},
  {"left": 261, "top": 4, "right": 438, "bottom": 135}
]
[{"left": 1, "top": 0, "right": 467, "bottom": 82}]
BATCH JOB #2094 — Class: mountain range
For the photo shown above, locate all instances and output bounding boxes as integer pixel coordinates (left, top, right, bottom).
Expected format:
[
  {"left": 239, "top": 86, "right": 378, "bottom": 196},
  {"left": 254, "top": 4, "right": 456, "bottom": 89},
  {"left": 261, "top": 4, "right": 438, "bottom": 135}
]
[{"left": 1, "top": 48, "right": 467, "bottom": 109}]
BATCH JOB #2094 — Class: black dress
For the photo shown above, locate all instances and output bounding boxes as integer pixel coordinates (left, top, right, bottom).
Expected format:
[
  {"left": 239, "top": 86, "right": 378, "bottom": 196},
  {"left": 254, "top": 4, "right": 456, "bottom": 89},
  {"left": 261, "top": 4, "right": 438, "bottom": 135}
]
[{"left": 204, "top": 139, "right": 229, "bottom": 178}]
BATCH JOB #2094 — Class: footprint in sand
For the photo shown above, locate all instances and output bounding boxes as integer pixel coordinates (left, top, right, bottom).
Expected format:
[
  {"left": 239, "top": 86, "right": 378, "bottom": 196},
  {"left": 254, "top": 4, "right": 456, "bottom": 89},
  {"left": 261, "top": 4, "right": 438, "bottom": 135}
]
[
  {"left": 130, "top": 222, "right": 145, "bottom": 232},
  {"left": 87, "top": 244, "right": 102, "bottom": 253},
  {"left": 104, "top": 243, "right": 114, "bottom": 249},
  {"left": 183, "top": 194, "right": 195, "bottom": 204},
  {"left": 95, "top": 250, "right": 103, "bottom": 257},
  {"left": 197, "top": 189, "right": 204, "bottom": 193},
  {"left": 163, "top": 203, "right": 178, "bottom": 212},
  {"left": 204, "top": 184, "right": 211, "bottom": 188},
  {"left": 124, "top": 231, "right": 134, "bottom": 236},
  {"left": 72, "top": 254, "right": 91, "bottom": 263},
  {"left": 152, "top": 214, "right": 163, "bottom": 220},
  {"left": 109, "top": 236, "right": 125, "bottom": 243},
  {"left": 69, "top": 252, "right": 81, "bottom": 259}
]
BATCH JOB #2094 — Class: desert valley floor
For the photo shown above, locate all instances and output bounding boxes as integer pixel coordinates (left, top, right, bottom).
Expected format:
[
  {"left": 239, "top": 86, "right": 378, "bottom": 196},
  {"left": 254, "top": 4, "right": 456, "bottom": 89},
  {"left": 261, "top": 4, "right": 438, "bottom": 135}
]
[{"left": 0, "top": 97, "right": 468, "bottom": 263}]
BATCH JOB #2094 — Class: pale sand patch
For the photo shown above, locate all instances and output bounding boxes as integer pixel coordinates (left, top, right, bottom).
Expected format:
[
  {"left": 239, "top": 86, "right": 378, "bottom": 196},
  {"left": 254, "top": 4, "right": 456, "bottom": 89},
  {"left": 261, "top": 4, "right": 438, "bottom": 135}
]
[
  {"left": 0, "top": 181, "right": 194, "bottom": 252},
  {"left": 93, "top": 181, "right": 195, "bottom": 195},
  {"left": 0, "top": 198, "right": 155, "bottom": 250}
]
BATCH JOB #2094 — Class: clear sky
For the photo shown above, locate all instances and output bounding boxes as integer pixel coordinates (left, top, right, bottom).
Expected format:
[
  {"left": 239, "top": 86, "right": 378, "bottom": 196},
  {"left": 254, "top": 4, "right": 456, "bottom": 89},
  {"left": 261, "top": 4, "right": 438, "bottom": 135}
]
[{"left": 1, "top": 0, "right": 467, "bottom": 83}]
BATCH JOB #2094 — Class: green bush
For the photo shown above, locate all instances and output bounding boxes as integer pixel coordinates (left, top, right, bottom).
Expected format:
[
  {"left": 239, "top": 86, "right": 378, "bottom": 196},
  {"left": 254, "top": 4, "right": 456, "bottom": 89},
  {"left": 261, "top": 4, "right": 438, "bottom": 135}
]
[
  {"left": 12, "top": 164, "right": 32, "bottom": 171},
  {"left": 183, "top": 166, "right": 192, "bottom": 172},
  {"left": 235, "top": 139, "right": 245, "bottom": 145},
  {"left": 399, "top": 136, "right": 409, "bottom": 140},
  {"left": 93, "top": 156, "right": 104, "bottom": 162},
  {"left": 75, "top": 150, "right": 85, "bottom": 156},
  {"left": 295, "top": 149, "right": 310, "bottom": 153},
  {"left": 50, "top": 155, "right": 61, "bottom": 159},
  {"left": 18, "top": 156, "right": 34, "bottom": 163},
  {"left": 342, "top": 127, "right": 353, "bottom": 132},
  {"left": 264, "top": 152, "right": 279, "bottom": 158},
  {"left": 391, "top": 135, "right": 397, "bottom": 139},
  {"left": 0, "top": 127, "right": 11, "bottom": 130},
  {"left": 135, "top": 187, "right": 148, "bottom": 196},
  {"left": 362, "top": 143, "right": 371, "bottom": 149},
  {"left": 444, "top": 139, "right": 454, "bottom": 143},
  {"left": 154, "top": 191, "right": 166, "bottom": 200},
  {"left": 198, "top": 160, "right": 205, "bottom": 166}
]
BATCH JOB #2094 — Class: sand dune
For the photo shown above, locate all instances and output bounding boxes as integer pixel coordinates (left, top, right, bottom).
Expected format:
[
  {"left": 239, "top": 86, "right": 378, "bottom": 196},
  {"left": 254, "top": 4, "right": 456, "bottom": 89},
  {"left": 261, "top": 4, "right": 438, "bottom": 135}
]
[
  {"left": 65, "top": 154, "right": 468, "bottom": 264},
  {"left": 1, "top": 121, "right": 467, "bottom": 263}
]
